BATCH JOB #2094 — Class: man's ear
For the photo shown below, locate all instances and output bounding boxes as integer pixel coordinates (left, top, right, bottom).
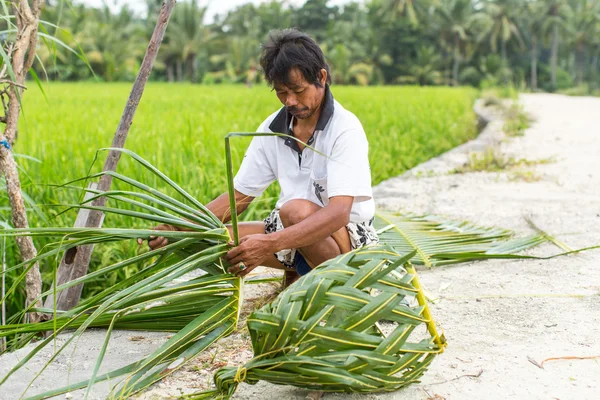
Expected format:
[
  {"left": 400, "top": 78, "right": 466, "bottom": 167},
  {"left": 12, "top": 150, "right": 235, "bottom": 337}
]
[{"left": 319, "top": 68, "right": 328, "bottom": 86}]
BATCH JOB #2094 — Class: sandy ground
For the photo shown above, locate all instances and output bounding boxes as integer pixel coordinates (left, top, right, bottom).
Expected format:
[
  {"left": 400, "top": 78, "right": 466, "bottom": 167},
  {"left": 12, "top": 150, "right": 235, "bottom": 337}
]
[{"left": 1, "top": 93, "right": 599, "bottom": 399}]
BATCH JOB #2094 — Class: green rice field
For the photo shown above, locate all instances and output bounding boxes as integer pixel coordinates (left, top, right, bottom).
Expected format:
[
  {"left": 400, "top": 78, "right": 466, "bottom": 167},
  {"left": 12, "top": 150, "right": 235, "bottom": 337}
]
[
  {"left": 2, "top": 83, "right": 478, "bottom": 315},
  {"left": 16, "top": 83, "right": 478, "bottom": 217}
]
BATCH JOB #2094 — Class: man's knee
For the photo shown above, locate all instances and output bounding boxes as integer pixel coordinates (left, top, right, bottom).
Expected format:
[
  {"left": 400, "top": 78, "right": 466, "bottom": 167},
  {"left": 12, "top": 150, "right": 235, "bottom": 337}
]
[{"left": 279, "top": 199, "right": 320, "bottom": 227}]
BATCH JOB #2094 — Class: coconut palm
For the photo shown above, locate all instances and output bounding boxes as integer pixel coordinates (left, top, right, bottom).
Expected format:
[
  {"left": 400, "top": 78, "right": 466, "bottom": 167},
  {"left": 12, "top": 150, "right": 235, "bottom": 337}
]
[
  {"left": 472, "top": 0, "right": 525, "bottom": 81},
  {"left": 79, "top": 5, "right": 145, "bottom": 81},
  {"left": 542, "top": 0, "right": 572, "bottom": 90},
  {"left": 521, "top": 0, "right": 548, "bottom": 90},
  {"left": 162, "top": 0, "right": 212, "bottom": 82},
  {"left": 399, "top": 45, "right": 445, "bottom": 85},
  {"left": 565, "top": 0, "right": 600, "bottom": 85},
  {"left": 378, "top": 0, "right": 437, "bottom": 25},
  {"left": 436, "top": 0, "right": 474, "bottom": 86}
]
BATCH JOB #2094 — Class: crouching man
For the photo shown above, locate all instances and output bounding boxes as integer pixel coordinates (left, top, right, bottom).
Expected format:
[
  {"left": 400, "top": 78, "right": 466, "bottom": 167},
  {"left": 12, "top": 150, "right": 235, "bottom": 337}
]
[{"left": 145, "top": 29, "right": 378, "bottom": 286}]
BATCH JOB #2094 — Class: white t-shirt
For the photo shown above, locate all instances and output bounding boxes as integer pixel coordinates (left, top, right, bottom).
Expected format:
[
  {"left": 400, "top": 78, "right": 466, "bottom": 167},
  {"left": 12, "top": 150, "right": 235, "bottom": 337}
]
[{"left": 233, "top": 86, "right": 375, "bottom": 224}]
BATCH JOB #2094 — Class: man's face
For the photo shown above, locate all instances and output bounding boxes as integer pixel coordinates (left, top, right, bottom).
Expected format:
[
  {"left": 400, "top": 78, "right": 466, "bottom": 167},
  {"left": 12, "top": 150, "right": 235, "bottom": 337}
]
[{"left": 274, "top": 68, "right": 327, "bottom": 120}]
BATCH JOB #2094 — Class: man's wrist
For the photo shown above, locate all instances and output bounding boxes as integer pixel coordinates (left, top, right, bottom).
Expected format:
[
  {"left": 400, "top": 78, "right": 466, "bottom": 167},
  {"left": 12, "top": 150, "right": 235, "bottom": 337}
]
[{"left": 269, "top": 231, "right": 285, "bottom": 253}]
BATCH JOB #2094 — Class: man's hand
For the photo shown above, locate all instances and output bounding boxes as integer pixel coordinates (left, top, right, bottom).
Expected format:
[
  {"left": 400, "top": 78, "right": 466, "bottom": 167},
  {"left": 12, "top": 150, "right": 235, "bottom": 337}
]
[
  {"left": 225, "top": 234, "right": 277, "bottom": 277},
  {"left": 137, "top": 224, "right": 180, "bottom": 250}
]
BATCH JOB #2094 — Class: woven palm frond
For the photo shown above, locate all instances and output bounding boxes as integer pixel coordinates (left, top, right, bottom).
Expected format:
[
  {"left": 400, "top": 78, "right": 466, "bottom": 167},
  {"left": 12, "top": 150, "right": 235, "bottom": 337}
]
[
  {"left": 376, "top": 211, "right": 548, "bottom": 267},
  {"left": 193, "top": 245, "right": 445, "bottom": 399}
]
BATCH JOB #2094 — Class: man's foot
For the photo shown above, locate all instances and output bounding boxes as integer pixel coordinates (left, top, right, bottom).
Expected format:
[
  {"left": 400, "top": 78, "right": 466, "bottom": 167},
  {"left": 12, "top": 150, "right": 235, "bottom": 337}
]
[{"left": 282, "top": 270, "right": 300, "bottom": 290}]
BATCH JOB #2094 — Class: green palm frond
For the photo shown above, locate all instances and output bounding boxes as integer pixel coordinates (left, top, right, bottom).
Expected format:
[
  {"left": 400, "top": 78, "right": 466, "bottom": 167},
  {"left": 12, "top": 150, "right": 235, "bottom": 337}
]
[
  {"left": 375, "top": 211, "right": 548, "bottom": 267},
  {"left": 191, "top": 245, "right": 445, "bottom": 399},
  {"left": 0, "top": 149, "right": 241, "bottom": 399}
]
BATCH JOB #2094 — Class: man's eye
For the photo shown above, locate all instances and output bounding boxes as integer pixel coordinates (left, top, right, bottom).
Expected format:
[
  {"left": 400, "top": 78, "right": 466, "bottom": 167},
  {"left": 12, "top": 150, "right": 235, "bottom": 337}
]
[{"left": 295, "top": 90, "right": 304, "bottom": 95}]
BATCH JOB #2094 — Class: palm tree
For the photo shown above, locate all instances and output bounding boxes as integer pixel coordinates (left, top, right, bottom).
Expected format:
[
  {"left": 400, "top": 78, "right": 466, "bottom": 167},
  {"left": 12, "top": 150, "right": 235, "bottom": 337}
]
[
  {"left": 399, "top": 45, "right": 444, "bottom": 85},
  {"left": 541, "top": 0, "right": 571, "bottom": 90},
  {"left": 472, "top": 0, "right": 525, "bottom": 69},
  {"left": 522, "top": 0, "right": 548, "bottom": 90},
  {"left": 436, "top": 0, "right": 474, "bottom": 86},
  {"left": 565, "top": 0, "right": 600, "bottom": 86},
  {"left": 80, "top": 5, "right": 145, "bottom": 81},
  {"left": 163, "top": 0, "right": 212, "bottom": 82},
  {"left": 378, "top": 0, "right": 437, "bottom": 25}
]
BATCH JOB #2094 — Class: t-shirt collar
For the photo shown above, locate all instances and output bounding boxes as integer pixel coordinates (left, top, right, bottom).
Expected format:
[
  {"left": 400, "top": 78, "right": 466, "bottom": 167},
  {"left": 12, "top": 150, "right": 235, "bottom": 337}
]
[{"left": 268, "top": 83, "right": 335, "bottom": 137}]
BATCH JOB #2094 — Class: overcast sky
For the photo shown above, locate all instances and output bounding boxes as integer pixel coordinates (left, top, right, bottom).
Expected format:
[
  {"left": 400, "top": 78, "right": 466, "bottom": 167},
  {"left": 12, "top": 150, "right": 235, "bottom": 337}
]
[{"left": 75, "top": 0, "right": 351, "bottom": 23}]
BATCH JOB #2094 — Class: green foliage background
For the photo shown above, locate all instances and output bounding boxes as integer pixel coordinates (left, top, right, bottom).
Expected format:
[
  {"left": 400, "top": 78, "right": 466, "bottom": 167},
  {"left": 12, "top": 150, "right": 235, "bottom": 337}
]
[
  {"left": 0, "top": 83, "right": 477, "bottom": 318},
  {"left": 31, "top": 0, "right": 600, "bottom": 94}
]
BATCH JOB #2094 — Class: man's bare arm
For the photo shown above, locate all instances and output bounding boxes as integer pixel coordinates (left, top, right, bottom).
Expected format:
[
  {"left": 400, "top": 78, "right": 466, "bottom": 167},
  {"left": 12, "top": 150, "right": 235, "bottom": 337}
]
[
  {"left": 205, "top": 190, "right": 254, "bottom": 224},
  {"left": 225, "top": 196, "right": 354, "bottom": 269},
  {"left": 142, "top": 190, "right": 254, "bottom": 249}
]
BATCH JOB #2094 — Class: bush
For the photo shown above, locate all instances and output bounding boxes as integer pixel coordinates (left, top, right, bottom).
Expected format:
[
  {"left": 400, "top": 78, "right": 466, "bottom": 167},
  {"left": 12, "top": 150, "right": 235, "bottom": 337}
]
[
  {"left": 558, "top": 84, "right": 591, "bottom": 96},
  {"left": 539, "top": 65, "right": 573, "bottom": 92}
]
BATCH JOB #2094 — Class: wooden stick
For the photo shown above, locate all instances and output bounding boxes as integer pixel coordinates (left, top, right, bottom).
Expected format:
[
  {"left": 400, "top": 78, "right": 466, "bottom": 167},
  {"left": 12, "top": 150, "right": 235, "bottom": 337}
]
[
  {"left": 0, "top": 1, "right": 46, "bottom": 323},
  {"left": 45, "top": 0, "right": 177, "bottom": 313}
]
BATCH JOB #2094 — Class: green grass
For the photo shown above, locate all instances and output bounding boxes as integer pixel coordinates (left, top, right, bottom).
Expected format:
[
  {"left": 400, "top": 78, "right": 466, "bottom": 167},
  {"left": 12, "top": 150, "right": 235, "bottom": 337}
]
[
  {"left": 503, "top": 103, "right": 532, "bottom": 137},
  {"left": 2, "top": 83, "right": 478, "bottom": 317},
  {"left": 450, "top": 147, "right": 555, "bottom": 176}
]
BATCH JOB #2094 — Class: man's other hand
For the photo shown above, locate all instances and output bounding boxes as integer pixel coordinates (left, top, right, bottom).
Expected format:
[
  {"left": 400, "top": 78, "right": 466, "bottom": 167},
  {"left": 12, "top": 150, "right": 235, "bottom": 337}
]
[
  {"left": 137, "top": 224, "right": 179, "bottom": 250},
  {"left": 225, "top": 234, "right": 276, "bottom": 277}
]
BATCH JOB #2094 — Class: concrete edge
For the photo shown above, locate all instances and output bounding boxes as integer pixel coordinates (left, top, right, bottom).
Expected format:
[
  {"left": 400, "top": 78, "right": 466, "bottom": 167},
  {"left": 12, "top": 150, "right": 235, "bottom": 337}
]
[{"left": 375, "top": 98, "right": 507, "bottom": 184}]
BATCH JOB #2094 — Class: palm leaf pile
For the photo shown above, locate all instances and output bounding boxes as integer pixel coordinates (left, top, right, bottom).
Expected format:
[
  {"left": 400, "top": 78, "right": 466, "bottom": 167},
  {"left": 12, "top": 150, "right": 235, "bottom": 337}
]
[
  {"left": 0, "top": 149, "right": 242, "bottom": 398},
  {"left": 375, "top": 212, "right": 548, "bottom": 266},
  {"left": 192, "top": 246, "right": 445, "bottom": 399},
  {"left": 0, "top": 146, "right": 557, "bottom": 399}
]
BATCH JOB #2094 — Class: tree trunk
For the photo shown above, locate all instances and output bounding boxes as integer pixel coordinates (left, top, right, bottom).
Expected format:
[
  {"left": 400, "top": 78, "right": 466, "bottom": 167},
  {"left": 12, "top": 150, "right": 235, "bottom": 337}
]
[
  {"left": 531, "top": 34, "right": 538, "bottom": 91},
  {"left": 452, "top": 35, "right": 460, "bottom": 87},
  {"left": 0, "top": 0, "right": 46, "bottom": 323},
  {"left": 190, "top": 55, "right": 198, "bottom": 83},
  {"left": 167, "top": 63, "right": 174, "bottom": 82},
  {"left": 577, "top": 41, "right": 584, "bottom": 86},
  {"left": 185, "top": 54, "right": 196, "bottom": 82},
  {"left": 42, "top": 0, "right": 177, "bottom": 313},
  {"left": 0, "top": 150, "right": 42, "bottom": 321},
  {"left": 591, "top": 50, "right": 598, "bottom": 91},
  {"left": 42, "top": 183, "right": 100, "bottom": 313},
  {"left": 551, "top": 23, "right": 559, "bottom": 90},
  {"left": 501, "top": 39, "right": 508, "bottom": 85},
  {"left": 176, "top": 60, "right": 183, "bottom": 82}
]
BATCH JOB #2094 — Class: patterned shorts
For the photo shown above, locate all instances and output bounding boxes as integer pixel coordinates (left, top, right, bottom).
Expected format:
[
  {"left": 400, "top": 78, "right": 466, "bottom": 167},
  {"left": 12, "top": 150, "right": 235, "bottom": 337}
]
[{"left": 264, "top": 208, "right": 379, "bottom": 268}]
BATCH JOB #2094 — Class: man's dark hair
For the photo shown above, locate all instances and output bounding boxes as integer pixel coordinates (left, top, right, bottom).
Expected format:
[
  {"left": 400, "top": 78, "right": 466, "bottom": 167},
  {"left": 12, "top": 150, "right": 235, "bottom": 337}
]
[{"left": 260, "top": 29, "right": 331, "bottom": 88}]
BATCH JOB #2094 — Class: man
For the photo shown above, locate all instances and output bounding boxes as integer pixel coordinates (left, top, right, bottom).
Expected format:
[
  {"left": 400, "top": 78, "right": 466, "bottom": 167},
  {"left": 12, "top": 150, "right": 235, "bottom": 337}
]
[{"left": 146, "top": 29, "right": 378, "bottom": 284}]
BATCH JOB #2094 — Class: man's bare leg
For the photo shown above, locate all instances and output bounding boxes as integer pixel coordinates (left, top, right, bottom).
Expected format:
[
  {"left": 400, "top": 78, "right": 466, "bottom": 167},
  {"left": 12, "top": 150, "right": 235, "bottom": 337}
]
[{"left": 279, "top": 199, "right": 351, "bottom": 268}]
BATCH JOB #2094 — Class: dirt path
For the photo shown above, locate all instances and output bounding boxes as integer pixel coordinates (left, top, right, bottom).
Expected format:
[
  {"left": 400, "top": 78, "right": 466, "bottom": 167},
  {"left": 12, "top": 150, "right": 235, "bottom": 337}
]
[
  {"left": 1, "top": 94, "right": 598, "bottom": 399},
  {"left": 229, "top": 93, "right": 600, "bottom": 399}
]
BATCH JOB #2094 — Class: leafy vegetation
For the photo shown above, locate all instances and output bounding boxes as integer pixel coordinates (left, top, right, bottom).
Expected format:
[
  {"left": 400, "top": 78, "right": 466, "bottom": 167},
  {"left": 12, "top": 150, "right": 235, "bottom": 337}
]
[
  {"left": 1, "top": 149, "right": 241, "bottom": 397},
  {"left": 2, "top": 149, "right": 556, "bottom": 398},
  {"left": 0, "top": 83, "right": 478, "bottom": 318},
  {"left": 28, "top": 0, "right": 600, "bottom": 93},
  {"left": 503, "top": 103, "right": 533, "bottom": 137},
  {"left": 449, "top": 148, "right": 555, "bottom": 176}
]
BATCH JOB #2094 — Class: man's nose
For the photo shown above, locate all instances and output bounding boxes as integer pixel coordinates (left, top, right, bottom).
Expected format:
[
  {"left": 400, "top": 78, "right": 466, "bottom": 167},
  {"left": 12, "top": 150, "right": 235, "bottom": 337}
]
[{"left": 285, "top": 93, "right": 298, "bottom": 107}]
